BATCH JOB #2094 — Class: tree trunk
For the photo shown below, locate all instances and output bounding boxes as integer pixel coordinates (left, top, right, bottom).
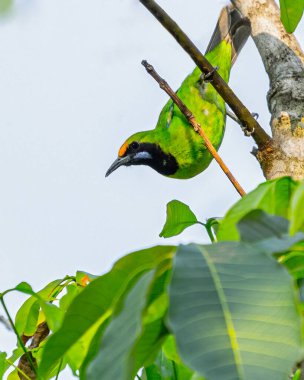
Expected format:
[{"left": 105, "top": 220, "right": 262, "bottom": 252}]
[{"left": 232, "top": 0, "right": 304, "bottom": 180}]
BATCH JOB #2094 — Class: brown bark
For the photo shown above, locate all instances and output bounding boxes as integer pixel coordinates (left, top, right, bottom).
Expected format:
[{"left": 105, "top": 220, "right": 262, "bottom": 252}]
[
  {"left": 232, "top": 0, "right": 304, "bottom": 179},
  {"left": 18, "top": 322, "right": 50, "bottom": 380}
]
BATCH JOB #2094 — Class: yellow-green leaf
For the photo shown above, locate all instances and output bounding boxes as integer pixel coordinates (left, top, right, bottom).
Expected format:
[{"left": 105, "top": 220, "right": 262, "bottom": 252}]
[{"left": 280, "top": 0, "right": 304, "bottom": 33}]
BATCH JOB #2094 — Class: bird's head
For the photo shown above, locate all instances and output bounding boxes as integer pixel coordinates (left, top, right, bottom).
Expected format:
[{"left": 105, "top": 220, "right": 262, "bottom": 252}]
[{"left": 105, "top": 131, "right": 178, "bottom": 177}]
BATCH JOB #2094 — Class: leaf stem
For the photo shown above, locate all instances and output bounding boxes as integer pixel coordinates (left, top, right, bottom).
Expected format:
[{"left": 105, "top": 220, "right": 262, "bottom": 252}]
[
  {"left": 206, "top": 225, "right": 216, "bottom": 243},
  {"left": 55, "top": 358, "right": 63, "bottom": 380}
]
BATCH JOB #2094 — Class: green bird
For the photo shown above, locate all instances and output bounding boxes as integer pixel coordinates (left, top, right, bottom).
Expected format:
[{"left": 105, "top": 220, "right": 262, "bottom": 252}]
[{"left": 106, "top": 6, "right": 250, "bottom": 179}]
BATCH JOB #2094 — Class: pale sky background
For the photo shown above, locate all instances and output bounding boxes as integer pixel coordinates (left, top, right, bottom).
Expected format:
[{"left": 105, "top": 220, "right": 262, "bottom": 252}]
[{"left": 0, "top": 0, "right": 303, "bottom": 378}]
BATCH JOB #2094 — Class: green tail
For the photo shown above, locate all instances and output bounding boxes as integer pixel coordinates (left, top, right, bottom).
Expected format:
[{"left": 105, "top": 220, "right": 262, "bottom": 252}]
[{"left": 206, "top": 6, "right": 251, "bottom": 64}]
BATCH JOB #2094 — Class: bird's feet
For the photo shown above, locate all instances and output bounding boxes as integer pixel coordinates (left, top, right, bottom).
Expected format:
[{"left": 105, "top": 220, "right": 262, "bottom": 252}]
[
  {"left": 200, "top": 66, "right": 219, "bottom": 84},
  {"left": 226, "top": 109, "right": 259, "bottom": 137}
]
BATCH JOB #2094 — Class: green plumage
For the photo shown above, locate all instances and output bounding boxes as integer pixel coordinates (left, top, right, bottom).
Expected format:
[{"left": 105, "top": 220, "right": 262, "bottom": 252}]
[
  {"left": 128, "top": 41, "right": 231, "bottom": 179},
  {"left": 106, "top": 6, "right": 250, "bottom": 179}
]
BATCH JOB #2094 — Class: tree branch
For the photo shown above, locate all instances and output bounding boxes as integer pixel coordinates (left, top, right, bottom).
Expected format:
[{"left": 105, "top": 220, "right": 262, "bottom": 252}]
[
  {"left": 231, "top": 0, "right": 304, "bottom": 180},
  {"left": 142, "top": 60, "right": 246, "bottom": 197},
  {"left": 17, "top": 322, "right": 50, "bottom": 380},
  {"left": 139, "top": 0, "right": 272, "bottom": 151}
]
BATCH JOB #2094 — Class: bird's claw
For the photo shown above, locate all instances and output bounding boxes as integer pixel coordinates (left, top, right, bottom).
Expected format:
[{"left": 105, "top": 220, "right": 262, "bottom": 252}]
[
  {"left": 242, "top": 113, "right": 258, "bottom": 136},
  {"left": 242, "top": 125, "right": 255, "bottom": 136},
  {"left": 200, "top": 66, "right": 219, "bottom": 83}
]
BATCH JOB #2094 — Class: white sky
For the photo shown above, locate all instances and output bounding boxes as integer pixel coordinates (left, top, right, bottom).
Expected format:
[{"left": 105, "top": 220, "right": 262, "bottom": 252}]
[{"left": 0, "top": 0, "right": 303, "bottom": 377}]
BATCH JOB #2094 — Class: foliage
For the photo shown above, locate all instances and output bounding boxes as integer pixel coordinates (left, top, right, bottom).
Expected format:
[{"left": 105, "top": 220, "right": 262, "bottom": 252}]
[
  {"left": 279, "top": 0, "right": 304, "bottom": 33},
  {"left": 159, "top": 200, "right": 199, "bottom": 238},
  {"left": 1, "top": 177, "right": 304, "bottom": 379},
  {"left": 0, "top": 0, "right": 12, "bottom": 15}
]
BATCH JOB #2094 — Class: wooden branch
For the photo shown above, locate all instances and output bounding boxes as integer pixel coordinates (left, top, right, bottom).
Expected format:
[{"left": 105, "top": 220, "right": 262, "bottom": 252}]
[
  {"left": 18, "top": 322, "right": 50, "bottom": 380},
  {"left": 139, "top": 0, "right": 272, "bottom": 151},
  {"left": 142, "top": 60, "right": 246, "bottom": 197}
]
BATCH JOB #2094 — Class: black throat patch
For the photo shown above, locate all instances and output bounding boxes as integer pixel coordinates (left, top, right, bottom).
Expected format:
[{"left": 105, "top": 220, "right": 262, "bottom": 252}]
[{"left": 126, "top": 142, "right": 179, "bottom": 176}]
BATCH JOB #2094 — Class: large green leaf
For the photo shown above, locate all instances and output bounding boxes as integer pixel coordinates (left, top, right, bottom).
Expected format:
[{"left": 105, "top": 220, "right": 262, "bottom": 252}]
[
  {"left": 160, "top": 200, "right": 199, "bottom": 238},
  {"left": 130, "top": 266, "right": 172, "bottom": 373},
  {"left": 86, "top": 271, "right": 154, "bottom": 380},
  {"left": 168, "top": 243, "right": 302, "bottom": 380},
  {"left": 217, "top": 177, "right": 298, "bottom": 241},
  {"left": 236, "top": 210, "right": 304, "bottom": 279},
  {"left": 290, "top": 180, "right": 304, "bottom": 235},
  {"left": 280, "top": 0, "right": 304, "bottom": 33},
  {"left": 39, "top": 246, "right": 175, "bottom": 378},
  {"left": 237, "top": 210, "right": 289, "bottom": 242}
]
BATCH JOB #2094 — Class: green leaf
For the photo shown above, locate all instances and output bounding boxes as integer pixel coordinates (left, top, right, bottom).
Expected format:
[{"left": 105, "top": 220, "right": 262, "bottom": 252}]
[
  {"left": 16, "top": 299, "right": 40, "bottom": 337},
  {"left": 236, "top": 210, "right": 304, "bottom": 278},
  {"left": 217, "top": 177, "right": 298, "bottom": 241},
  {"left": 144, "top": 350, "right": 178, "bottom": 380},
  {"left": 40, "top": 303, "right": 63, "bottom": 332},
  {"left": 3, "top": 348, "right": 23, "bottom": 375},
  {"left": 0, "top": 0, "right": 12, "bottom": 15},
  {"left": 292, "top": 368, "right": 302, "bottom": 380},
  {"left": 129, "top": 265, "right": 172, "bottom": 374},
  {"left": 279, "top": 242, "right": 304, "bottom": 279},
  {"left": 162, "top": 336, "right": 205, "bottom": 380},
  {"left": 15, "top": 279, "right": 63, "bottom": 336},
  {"left": 7, "top": 369, "right": 19, "bottom": 380},
  {"left": 168, "top": 243, "right": 302, "bottom": 380},
  {"left": 66, "top": 320, "right": 104, "bottom": 375},
  {"left": 14, "top": 282, "right": 35, "bottom": 296},
  {"left": 39, "top": 246, "right": 175, "bottom": 378},
  {"left": 131, "top": 318, "right": 167, "bottom": 374},
  {"left": 237, "top": 210, "right": 289, "bottom": 242},
  {"left": 0, "top": 352, "right": 7, "bottom": 378},
  {"left": 280, "top": 0, "right": 304, "bottom": 33},
  {"left": 79, "top": 318, "right": 110, "bottom": 377},
  {"left": 59, "top": 284, "right": 82, "bottom": 312},
  {"left": 290, "top": 180, "right": 304, "bottom": 235},
  {"left": 143, "top": 293, "right": 168, "bottom": 325},
  {"left": 76, "top": 271, "right": 98, "bottom": 286},
  {"left": 160, "top": 200, "right": 198, "bottom": 238},
  {"left": 86, "top": 270, "right": 154, "bottom": 380}
]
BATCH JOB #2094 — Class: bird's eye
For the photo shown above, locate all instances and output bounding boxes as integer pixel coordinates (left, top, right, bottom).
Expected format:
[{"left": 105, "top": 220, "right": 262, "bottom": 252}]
[{"left": 130, "top": 141, "right": 139, "bottom": 151}]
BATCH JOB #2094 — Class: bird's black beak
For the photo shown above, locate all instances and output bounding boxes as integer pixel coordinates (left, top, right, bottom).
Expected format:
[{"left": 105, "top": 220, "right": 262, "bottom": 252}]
[{"left": 105, "top": 156, "right": 132, "bottom": 177}]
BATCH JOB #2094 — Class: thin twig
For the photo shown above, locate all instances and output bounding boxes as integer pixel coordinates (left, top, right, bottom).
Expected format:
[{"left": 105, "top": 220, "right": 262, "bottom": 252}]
[
  {"left": 139, "top": 0, "right": 272, "bottom": 150},
  {"left": 142, "top": 60, "right": 246, "bottom": 197}
]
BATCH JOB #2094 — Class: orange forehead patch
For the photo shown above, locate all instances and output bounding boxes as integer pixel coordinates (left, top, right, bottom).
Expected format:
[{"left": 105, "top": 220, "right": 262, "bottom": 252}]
[{"left": 118, "top": 142, "right": 128, "bottom": 157}]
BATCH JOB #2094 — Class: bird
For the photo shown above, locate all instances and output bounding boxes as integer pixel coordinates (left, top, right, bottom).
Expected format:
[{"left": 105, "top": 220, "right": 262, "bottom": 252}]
[{"left": 106, "top": 6, "right": 250, "bottom": 179}]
